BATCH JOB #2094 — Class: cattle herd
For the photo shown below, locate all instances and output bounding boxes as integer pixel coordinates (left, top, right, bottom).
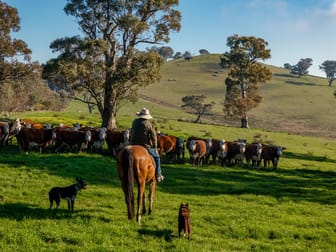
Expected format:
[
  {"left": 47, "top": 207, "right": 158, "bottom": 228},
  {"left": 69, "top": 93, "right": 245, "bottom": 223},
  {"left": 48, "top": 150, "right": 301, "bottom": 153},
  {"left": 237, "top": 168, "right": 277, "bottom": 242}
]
[{"left": 0, "top": 118, "right": 285, "bottom": 170}]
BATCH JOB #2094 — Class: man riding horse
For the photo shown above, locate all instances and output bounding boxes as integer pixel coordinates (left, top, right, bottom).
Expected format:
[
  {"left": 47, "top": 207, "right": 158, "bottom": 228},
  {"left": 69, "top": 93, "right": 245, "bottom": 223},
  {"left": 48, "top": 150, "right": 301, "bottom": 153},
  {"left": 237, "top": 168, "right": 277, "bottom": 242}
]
[{"left": 130, "top": 108, "right": 164, "bottom": 183}]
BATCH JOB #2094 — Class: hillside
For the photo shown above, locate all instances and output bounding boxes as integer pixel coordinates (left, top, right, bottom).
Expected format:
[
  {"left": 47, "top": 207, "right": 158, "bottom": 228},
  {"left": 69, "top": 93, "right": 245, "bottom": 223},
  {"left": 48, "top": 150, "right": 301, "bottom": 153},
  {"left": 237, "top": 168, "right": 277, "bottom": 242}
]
[{"left": 134, "top": 54, "right": 336, "bottom": 139}]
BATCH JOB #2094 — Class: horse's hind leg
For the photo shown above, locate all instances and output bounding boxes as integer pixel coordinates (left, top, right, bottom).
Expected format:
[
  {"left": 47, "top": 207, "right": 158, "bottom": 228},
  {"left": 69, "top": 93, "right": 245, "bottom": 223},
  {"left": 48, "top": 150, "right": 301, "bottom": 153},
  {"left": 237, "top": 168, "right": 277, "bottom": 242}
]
[
  {"left": 136, "top": 183, "right": 145, "bottom": 224},
  {"left": 148, "top": 181, "right": 156, "bottom": 215},
  {"left": 142, "top": 193, "right": 146, "bottom": 215}
]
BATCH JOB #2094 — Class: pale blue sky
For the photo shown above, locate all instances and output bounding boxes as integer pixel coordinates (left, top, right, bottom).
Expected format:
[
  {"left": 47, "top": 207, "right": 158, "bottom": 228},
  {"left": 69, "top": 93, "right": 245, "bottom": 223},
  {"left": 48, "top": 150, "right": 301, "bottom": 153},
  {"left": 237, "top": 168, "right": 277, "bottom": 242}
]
[{"left": 5, "top": 0, "right": 336, "bottom": 77}]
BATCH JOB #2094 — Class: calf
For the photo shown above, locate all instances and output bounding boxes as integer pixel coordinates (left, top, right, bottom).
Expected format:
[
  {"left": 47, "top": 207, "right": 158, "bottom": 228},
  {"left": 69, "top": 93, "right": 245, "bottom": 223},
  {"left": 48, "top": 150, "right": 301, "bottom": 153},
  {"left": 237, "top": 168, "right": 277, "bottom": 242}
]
[
  {"left": 188, "top": 139, "right": 207, "bottom": 167},
  {"left": 17, "top": 127, "right": 56, "bottom": 154},
  {"left": 259, "top": 144, "right": 285, "bottom": 169},
  {"left": 245, "top": 143, "right": 263, "bottom": 168}
]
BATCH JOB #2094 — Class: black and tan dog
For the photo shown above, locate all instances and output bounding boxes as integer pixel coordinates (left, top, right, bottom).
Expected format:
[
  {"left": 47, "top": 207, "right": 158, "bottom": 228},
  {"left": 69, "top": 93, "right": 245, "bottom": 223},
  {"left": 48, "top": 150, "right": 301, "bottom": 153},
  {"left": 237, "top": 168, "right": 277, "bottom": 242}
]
[
  {"left": 178, "top": 203, "right": 191, "bottom": 239},
  {"left": 49, "top": 177, "right": 87, "bottom": 212}
]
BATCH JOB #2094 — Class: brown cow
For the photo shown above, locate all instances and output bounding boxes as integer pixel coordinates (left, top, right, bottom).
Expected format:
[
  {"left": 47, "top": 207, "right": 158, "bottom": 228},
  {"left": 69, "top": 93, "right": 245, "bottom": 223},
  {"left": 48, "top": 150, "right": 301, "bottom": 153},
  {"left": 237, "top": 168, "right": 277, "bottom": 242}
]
[
  {"left": 259, "top": 144, "right": 285, "bottom": 169},
  {"left": 17, "top": 127, "right": 56, "bottom": 154},
  {"left": 105, "top": 129, "right": 130, "bottom": 156},
  {"left": 186, "top": 136, "right": 210, "bottom": 164},
  {"left": 54, "top": 128, "right": 91, "bottom": 153},
  {"left": 156, "top": 134, "right": 185, "bottom": 163},
  {"left": 188, "top": 139, "right": 207, "bottom": 167},
  {"left": 245, "top": 142, "right": 263, "bottom": 168}
]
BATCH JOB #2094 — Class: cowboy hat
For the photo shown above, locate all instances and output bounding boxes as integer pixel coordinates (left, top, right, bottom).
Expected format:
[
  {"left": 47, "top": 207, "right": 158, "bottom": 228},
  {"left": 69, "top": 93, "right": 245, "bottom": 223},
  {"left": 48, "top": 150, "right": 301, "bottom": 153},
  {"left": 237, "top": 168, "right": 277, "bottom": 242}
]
[{"left": 136, "top": 107, "right": 153, "bottom": 119}]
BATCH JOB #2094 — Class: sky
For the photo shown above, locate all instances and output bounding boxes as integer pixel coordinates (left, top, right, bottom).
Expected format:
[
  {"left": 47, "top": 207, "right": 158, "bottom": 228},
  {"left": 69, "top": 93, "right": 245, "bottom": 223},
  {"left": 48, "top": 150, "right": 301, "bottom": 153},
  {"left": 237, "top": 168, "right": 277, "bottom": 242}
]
[{"left": 5, "top": 0, "right": 336, "bottom": 77}]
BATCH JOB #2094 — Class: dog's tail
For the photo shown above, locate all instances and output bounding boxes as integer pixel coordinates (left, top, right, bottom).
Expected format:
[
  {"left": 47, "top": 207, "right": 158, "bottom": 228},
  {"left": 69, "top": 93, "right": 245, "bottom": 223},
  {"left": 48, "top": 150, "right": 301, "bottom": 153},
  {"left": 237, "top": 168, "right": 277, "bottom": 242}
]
[{"left": 122, "top": 147, "right": 135, "bottom": 220}]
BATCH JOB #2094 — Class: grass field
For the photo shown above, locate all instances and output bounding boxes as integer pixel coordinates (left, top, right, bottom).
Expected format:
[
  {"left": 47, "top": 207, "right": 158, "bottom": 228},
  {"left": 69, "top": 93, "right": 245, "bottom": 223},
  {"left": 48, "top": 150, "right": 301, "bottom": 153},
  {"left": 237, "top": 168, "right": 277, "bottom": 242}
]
[
  {"left": 1, "top": 54, "right": 336, "bottom": 251},
  {"left": 1, "top": 113, "right": 336, "bottom": 251}
]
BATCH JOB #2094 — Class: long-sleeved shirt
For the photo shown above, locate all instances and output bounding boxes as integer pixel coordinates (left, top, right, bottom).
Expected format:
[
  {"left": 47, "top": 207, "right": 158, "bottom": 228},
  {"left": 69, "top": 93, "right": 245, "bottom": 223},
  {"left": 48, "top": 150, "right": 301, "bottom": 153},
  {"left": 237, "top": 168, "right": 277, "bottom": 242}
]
[{"left": 130, "top": 118, "right": 157, "bottom": 149}]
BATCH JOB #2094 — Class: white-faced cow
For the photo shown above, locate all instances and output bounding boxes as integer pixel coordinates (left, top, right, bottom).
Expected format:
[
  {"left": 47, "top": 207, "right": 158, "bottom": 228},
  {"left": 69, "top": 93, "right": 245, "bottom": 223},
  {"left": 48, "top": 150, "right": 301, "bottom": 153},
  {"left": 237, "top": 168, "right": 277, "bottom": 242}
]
[
  {"left": 224, "top": 140, "right": 246, "bottom": 167},
  {"left": 188, "top": 139, "right": 207, "bottom": 167},
  {"left": 216, "top": 139, "right": 228, "bottom": 166},
  {"left": 245, "top": 142, "right": 263, "bottom": 168},
  {"left": 258, "top": 144, "right": 285, "bottom": 169}
]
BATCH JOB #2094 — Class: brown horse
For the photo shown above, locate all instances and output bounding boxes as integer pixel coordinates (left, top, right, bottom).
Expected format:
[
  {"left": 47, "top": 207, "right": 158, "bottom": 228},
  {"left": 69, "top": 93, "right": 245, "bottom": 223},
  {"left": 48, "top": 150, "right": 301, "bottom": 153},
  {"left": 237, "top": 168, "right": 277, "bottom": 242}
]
[{"left": 116, "top": 145, "right": 157, "bottom": 224}]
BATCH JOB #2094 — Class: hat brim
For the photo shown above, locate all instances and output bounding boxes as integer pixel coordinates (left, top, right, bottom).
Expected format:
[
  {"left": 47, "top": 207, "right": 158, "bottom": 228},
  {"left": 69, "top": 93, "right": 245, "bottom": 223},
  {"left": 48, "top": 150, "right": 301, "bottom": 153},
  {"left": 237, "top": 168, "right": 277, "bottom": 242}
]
[{"left": 136, "top": 113, "right": 152, "bottom": 119}]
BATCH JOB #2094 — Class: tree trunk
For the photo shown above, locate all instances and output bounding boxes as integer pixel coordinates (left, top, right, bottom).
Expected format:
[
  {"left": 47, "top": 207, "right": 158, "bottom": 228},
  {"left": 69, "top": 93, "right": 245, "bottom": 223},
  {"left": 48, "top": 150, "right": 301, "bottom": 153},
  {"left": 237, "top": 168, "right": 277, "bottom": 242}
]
[
  {"left": 102, "top": 109, "right": 117, "bottom": 130},
  {"left": 241, "top": 113, "right": 249, "bottom": 128},
  {"left": 102, "top": 74, "right": 118, "bottom": 130},
  {"left": 329, "top": 78, "right": 333, "bottom": 87},
  {"left": 194, "top": 113, "right": 201, "bottom": 123}
]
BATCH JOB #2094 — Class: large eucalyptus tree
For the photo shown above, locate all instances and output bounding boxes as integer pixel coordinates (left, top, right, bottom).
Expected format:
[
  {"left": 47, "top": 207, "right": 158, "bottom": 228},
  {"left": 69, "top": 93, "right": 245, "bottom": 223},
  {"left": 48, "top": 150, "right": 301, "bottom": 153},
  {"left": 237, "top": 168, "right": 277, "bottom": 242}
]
[{"left": 43, "top": 0, "right": 181, "bottom": 129}]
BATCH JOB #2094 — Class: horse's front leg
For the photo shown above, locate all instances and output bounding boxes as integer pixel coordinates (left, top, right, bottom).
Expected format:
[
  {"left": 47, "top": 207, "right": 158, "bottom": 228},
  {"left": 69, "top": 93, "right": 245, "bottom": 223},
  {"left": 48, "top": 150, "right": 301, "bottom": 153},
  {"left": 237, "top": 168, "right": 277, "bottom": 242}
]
[
  {"left": 136, "top": 183, "right": 145, "bottom": 224},
  {"left": 148, "top": 180, "right": 156, "bottom": 215}
]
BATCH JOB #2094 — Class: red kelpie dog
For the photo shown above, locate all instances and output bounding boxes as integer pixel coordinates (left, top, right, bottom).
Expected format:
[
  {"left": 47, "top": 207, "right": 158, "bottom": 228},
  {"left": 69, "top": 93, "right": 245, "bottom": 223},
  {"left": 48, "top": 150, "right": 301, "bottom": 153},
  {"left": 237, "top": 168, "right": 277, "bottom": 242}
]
[
  {"left": 49, "top": 177, "right": 87, "bottom": 212},
  {"left": 178, "top": 203, "right": 192, "bottom": 239}
]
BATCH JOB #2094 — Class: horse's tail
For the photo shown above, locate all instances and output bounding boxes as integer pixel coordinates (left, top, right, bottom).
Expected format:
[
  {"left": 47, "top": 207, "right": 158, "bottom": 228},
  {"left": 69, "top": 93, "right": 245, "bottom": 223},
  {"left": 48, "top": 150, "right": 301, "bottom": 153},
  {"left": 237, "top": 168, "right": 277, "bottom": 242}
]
[{"left": 122, "top": 147, "right": 135, "bottom": 220}]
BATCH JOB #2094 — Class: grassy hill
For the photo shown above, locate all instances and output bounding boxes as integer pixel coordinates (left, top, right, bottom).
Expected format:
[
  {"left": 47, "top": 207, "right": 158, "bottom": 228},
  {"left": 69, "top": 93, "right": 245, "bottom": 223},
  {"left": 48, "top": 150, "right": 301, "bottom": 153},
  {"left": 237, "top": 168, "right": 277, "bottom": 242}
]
[{"left": 134, "top": 54, "right": 336, "bottom": 139}]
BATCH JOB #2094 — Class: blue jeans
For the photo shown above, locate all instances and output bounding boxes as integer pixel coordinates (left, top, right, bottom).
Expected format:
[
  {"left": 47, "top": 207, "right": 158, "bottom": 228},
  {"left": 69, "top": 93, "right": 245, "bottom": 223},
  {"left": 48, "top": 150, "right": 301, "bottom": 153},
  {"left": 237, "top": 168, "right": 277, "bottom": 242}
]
[{"left": 147, "top": 148, "right": 162, "bottom": 176}]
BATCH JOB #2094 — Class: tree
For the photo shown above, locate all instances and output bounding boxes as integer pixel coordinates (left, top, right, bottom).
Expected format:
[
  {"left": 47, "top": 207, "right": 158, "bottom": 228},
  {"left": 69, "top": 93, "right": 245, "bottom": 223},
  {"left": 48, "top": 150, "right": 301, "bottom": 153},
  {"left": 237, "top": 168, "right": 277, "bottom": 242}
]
[
  {"left": 174, "top": 52, "right": 182, "bottom": 59},
  {"left": 181, "top": 95, "right": 214, "bottom": 123},
  {"left": 290, "top": 58, "right": 313, "bottom": 77},
  {"left": 320, "top": 60, "right": 336, "bottom": 86},
  {"left": 219, "top": 34, "right": 272, "bottom": 128},
  {"left": 283, "top": 63, "right": 291, "bottom": 70},
  {"left": 0, "top": 2, "right": 66, "bottom": 112},
  {"left": 43, "top": 0, "right": 181, "bottom": 129},
  {"left": 199, "top": 49, "right": 209, "bottom": 55},
  {"left": 158, "top": 46, "right": 174, "bottom": 61},
  {"left": 183, "top": 51, "right": 192, "bottom": 61}
]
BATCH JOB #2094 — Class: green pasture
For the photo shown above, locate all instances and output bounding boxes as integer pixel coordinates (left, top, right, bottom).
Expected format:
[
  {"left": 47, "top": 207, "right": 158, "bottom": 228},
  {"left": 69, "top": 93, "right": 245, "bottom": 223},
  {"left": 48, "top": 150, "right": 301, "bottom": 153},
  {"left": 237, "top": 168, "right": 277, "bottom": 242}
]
[{"left": 1, "top": 110, "right": 336, "bottom": 251}]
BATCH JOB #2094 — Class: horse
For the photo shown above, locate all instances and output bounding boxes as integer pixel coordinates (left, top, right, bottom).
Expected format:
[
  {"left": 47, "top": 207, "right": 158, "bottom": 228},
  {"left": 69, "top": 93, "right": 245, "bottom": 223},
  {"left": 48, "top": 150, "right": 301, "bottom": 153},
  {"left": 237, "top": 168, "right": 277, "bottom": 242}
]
[{"left": 116, "top": 145, "right": 157, "bottom": 224}]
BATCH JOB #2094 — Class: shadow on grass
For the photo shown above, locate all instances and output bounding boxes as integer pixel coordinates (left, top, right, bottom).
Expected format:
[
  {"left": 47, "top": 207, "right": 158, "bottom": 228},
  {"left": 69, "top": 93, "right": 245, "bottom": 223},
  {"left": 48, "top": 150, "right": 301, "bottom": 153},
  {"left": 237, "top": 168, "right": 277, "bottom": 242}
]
[
  {"left": 285, "top": 80, "right": 320, "bottom": 86},
  {"left": 162, "top": 162, "right": 336, "bottom": 205},
  {"left": 1, "top": 145, "right": 335, "bottom": 206},
  {"left": 0, "top": 145, "right": 120, "bottom": 187},
  {"left": 285, "top": 151, "right": 336, "bottom": 163},
  {"left": 0, "top": 202, "right": 90, "bottom": 220},
  {"left": 138, "top": 228, "right": 174, "bottom": 242}
]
